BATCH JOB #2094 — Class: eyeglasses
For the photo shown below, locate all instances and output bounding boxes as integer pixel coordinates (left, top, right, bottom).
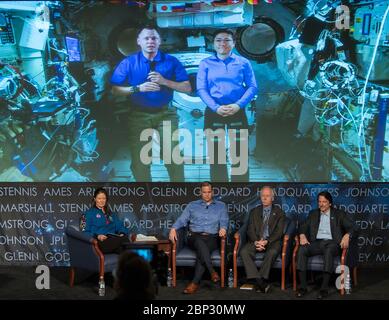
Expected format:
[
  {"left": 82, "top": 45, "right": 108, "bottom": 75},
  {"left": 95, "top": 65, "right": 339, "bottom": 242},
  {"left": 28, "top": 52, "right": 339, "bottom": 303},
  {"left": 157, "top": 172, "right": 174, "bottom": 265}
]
[{"left": 214, "top": 38, "right": 234, "bottom": 43}]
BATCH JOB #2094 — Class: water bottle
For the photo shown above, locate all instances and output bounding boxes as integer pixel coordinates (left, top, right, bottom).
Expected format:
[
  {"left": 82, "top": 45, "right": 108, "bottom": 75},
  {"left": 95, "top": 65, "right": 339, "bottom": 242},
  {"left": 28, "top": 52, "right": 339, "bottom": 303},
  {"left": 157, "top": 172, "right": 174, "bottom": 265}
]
[
  {"left": 167, "top": 268, "right": 172, "bottom": 287},
  {"left": 98, "top": 278, "right": 105, "bottom": 296},
  {"left": 345, "top": 273, "right": 351, "bottom": 295},
  {"left": 228, "top": 269, "right": 234, "bottom": 288}
]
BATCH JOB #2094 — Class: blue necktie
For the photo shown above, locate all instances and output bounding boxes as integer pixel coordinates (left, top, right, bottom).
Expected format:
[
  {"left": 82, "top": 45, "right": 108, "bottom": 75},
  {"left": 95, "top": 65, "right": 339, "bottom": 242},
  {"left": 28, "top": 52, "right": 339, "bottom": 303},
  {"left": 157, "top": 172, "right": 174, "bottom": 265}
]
[{"left": 262, "top": 211, "right": 270, "bottom": 239}]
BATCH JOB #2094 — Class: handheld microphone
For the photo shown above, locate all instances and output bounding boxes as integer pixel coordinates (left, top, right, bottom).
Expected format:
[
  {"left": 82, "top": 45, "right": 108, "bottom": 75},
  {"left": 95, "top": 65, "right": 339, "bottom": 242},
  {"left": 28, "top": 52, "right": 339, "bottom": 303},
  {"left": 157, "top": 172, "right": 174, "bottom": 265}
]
[{"left": 149, "top": 61, "right": 156, "bottom": 72}]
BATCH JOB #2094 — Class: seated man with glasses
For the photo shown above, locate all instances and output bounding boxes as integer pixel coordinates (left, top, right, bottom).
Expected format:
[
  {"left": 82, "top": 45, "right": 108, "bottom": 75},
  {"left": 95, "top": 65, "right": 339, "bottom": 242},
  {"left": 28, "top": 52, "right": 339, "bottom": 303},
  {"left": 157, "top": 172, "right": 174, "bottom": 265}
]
[{"left": 240, "top": 186, "right": 285, "bottom": 293}]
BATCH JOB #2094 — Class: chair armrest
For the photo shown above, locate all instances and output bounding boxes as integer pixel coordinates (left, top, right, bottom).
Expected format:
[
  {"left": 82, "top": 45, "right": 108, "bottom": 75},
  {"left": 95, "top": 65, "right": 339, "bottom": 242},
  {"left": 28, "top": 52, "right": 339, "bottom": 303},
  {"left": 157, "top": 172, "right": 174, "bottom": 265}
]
[
  {"left": 232, "top": 225, "right": 247, "bottom": 289},
  {"left": 234, "top": 223, "right": 248, "bottom": 256},
  {"left": 292, "top": 235, "right": 300, "bottom": 291},
  {"left": 170, "top": 227, "right": 187, "bottom": 288},
  {"left": 282, "top": 234, "right": 290, "bottom": 256},
  {"left": 280, "top": 234, "right": 290, "bottom": 290},
  {"left": 282, "top": 219, "right": 297, "bottom": 264},
  {"left": 220, "top": 234, "right": 226, "bottom": 252},
  {"left": 220, "top": 234, "right": 226, "bottom": 263},
  {"left": 173, "top": 227, "right": 186, "bottom": 252},
  {"left": 232, "top": 226, "right": 247, "bottom": 261},
  {"left": 339, "top": 247, "right": 348, "bottom": 295},
  {"left": 170, "top": 236, "right": 177, "bottom": 288},
  {"left": 232, "top": 232, "right": 240, "bottom": 288},
  {"left": 280, "top": 218, "right": 297, "bottom": 290},
  {"left": 220, "top": 234, "right": 226, "bottom": 288},
  {"left": 285, "top": 218, "right": 297, "bottom": 238},
  {"left": 66, "top": 227, "right": 102, "bottom": 272},
  {"left": 341, "top": 247, "right": 348, "bottom": 265},
  {"left": 345, "top": 231, "right": 359, "bottom": 268},
  {"left": 233, "top": 232, "right": 241, "bottom": 260},
  {"left": 65, "top": 227, "right": 95, "bottom": 244},
  {"left": 292, "top": 235, "right": 300, "bottom": 261}
]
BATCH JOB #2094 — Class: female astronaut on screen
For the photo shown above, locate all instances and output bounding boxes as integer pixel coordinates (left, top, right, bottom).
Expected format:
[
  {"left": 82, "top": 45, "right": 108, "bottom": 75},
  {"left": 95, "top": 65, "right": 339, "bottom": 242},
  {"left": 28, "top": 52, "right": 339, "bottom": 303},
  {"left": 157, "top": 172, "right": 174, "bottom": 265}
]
[{"left": 197, "top": 29, "right": 258, "bottom": 182}]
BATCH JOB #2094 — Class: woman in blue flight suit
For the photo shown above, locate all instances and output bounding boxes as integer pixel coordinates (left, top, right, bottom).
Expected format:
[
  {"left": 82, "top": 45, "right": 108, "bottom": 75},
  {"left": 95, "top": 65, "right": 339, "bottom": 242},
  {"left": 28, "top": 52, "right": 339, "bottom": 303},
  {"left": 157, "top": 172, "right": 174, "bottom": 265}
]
[{"left": 84, "top": 187, "right": 129, "bottom": 254}]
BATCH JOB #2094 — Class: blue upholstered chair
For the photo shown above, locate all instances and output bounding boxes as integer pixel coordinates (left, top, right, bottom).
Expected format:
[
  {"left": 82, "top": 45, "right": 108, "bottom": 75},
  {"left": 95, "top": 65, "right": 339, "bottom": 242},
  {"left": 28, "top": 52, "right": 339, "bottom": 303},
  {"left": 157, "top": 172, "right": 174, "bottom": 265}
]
[
  {"left": 233, "top": 216, "right": 297, "bottom": 289},
  {"left": 65, "top": 220, "right": 119, "bottom": 287},
  {"left": 292, "top": 226, "right": 359, "bottom": 295},
  {"left": 171, "top": 227, "right": 226, "bottom": 288}
]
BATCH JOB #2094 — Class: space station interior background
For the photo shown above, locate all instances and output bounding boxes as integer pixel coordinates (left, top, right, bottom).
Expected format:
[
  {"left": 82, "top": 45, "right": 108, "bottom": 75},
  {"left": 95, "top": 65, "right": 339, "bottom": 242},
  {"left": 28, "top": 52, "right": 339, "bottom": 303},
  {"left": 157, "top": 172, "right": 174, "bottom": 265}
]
[{"left": 0, "top": 0, "right": 388, "bottom": 183}]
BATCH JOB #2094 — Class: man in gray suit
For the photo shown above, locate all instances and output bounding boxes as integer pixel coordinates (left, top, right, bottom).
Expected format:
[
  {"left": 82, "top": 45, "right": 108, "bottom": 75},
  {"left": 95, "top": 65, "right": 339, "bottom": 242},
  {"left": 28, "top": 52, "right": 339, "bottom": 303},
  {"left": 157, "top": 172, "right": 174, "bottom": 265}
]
[
  {"left": 296, "top": 191, "right": 355, "bottom": 299},
  {"left": 240, "top": 186, "right": 285, "bottom": 293}
]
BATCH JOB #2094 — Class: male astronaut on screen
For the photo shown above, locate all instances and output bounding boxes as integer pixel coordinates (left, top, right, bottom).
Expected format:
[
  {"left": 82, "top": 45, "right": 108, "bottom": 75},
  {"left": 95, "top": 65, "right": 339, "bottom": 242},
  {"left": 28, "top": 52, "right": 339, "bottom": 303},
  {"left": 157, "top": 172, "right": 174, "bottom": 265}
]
[{"left": 110, "top": 26, "right": 191, "bottom": 182}]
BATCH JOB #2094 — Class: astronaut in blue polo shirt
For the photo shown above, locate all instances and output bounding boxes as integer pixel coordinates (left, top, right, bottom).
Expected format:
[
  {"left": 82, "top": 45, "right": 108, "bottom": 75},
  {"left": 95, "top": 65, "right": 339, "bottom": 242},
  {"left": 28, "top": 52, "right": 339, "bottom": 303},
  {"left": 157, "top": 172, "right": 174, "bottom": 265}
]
[{"left": 110, "top": 26, "right": 191, "bottom": 182}]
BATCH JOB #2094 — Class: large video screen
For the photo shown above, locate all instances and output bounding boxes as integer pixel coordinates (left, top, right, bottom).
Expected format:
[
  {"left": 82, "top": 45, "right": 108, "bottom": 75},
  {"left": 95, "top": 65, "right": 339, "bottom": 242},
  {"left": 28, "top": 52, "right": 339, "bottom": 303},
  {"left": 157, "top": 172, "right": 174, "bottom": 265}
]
[{"left": 0, "top": 0, "right": 388, "bottom": 182}]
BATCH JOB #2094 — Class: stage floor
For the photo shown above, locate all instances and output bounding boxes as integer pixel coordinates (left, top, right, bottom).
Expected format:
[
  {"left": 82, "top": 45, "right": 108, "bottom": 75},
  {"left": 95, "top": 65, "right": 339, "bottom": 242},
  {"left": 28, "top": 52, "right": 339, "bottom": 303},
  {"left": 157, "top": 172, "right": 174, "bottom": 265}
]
[{"left": 0, "top": 266, "right": 388, "bottom": 300}]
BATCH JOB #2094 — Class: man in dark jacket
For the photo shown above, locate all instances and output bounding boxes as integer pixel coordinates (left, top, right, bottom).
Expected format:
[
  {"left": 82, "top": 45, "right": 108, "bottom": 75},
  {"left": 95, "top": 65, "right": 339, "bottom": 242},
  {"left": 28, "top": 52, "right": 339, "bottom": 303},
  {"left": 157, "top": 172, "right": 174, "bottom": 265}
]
[
  {"left": 240, "top": 186, "right": 285, "bottom": 293},
  {"left": 296, "top": 191, "right": 355, "bottom": 299}
]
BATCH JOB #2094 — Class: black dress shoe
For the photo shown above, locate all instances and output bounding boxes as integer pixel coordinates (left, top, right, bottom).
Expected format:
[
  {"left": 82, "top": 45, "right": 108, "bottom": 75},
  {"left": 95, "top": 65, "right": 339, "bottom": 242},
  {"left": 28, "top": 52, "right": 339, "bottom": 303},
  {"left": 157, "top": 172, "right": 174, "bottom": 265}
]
[
  {"left": 317, "top": 289, "right": 329, "bottom": 300},
  {"left": 256, "top": 283, "right": 271, "bottom": 293},
  {"left": 296, "top": 288, "right": 307, "bottom": 298}
]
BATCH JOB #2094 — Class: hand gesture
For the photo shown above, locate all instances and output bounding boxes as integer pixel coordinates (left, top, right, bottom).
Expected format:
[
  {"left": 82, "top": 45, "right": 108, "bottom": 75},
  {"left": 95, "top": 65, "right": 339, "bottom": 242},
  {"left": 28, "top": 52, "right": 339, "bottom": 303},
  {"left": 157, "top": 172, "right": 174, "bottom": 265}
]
[
  {"left": 224, "top": 103, "right": 240, "bottom": 116},
  {"left": 216, "top": 105, "right": 231, "bottom": 117},
  {"left": 139, "top": 81, "right": 161, "bottom": 92},
  {"left": 340, "top": 233, "right": 350, "bottom": 249},
  {"left": 256, "top": 239, "right": 268, "bottom": 251},
  {"left": 169, "top": 228, "right": 177, "bottom": 242},
  {"left": 299, "top": 234, "right": 310, "bottom": 246},
  {"left": 216, "top": 104, "right": 240, "bottom": 117},
  {"left": 219, "top": 228, "right": 226, "bottom": 237},
  {"left": 147, "top": 71, "right": 166, "bottom": 86},
  {"left": 97, "top": 234, "right": 107, "bottom": 241}
]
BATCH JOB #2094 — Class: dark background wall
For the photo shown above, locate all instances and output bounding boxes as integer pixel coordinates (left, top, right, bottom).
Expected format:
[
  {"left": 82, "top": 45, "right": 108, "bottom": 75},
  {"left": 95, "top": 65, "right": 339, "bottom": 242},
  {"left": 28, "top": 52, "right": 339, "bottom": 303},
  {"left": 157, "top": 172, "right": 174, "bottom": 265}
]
[{"left": 0, "top": 182, "right": 388, "bottom": 267}]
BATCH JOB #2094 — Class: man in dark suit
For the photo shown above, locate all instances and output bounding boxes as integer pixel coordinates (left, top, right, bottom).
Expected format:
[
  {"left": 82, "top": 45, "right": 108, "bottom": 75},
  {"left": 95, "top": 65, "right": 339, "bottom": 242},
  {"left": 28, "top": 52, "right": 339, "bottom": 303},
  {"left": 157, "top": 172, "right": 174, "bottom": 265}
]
[
  {"left": 240, "top": 186, "right": 285, "bottom": 293},
  {"left": 296, "top": 191, "right": 355, "bottom": 299}
]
